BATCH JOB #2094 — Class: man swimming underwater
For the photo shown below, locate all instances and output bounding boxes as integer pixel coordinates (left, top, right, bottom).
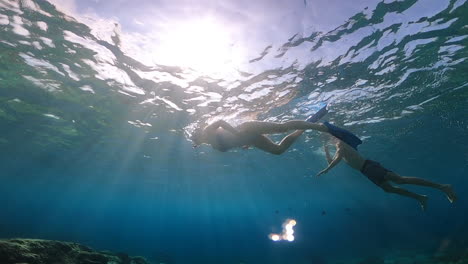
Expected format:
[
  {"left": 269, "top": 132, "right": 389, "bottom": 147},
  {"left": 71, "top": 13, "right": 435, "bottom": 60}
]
[{"left": 316, "top": 122, "right": 457, "bottom": 211}]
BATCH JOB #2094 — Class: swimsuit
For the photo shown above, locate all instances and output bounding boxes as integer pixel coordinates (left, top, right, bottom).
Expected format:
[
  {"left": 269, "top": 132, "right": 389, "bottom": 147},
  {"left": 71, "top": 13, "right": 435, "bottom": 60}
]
[{"left": 360, "top": 160, "right": 392, "bottom": 187}]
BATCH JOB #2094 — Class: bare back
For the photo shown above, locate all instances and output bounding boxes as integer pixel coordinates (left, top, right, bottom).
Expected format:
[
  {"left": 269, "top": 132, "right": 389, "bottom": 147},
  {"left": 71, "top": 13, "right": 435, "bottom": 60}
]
[{"left": 337, "top": 140, "right": 366, "bottom": 171}]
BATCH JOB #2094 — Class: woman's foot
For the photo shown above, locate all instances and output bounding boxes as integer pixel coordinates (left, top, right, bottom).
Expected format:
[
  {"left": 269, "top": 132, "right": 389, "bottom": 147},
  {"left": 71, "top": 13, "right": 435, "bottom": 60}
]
[{"left": 442, "top": 184, "right": 457, "bottom": 203}]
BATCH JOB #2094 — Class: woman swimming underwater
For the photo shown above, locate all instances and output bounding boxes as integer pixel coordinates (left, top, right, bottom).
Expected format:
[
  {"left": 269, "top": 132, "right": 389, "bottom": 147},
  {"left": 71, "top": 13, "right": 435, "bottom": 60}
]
[{"left": 191, "top": 119, "right": 328, "bottom": 154}]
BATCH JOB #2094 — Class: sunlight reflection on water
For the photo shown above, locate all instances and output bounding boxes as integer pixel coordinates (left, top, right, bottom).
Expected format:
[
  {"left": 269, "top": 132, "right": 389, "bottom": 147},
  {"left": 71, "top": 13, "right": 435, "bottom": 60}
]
[{"left": 0, "top": 0, "right": 466, "bottom": 153}]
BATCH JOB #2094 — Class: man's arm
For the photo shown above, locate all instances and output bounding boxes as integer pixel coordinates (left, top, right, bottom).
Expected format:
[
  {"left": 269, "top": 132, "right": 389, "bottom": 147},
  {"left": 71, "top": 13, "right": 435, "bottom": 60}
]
[
  {"left": 205, "top": 120, "right": 238, "bottom": 135},
  {"left": 316, "top": 143, "right": 343, "bottom": 177},
  {"left": 324, "top": 144, "right": 333, "bottom": 164}
]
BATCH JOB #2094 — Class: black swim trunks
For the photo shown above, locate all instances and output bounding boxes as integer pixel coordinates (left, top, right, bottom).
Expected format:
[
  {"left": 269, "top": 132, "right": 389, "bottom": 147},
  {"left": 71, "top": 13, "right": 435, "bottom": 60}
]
[{"left": 360, "top": 160, "right": 392, "bottom": 187}]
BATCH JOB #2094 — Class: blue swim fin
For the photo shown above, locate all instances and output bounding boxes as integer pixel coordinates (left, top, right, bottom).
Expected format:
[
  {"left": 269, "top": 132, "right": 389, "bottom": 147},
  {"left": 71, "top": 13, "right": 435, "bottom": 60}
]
[
  {"left": 323, "top": 122, "right": 362, "bottom": 150},
  {"left": 306, "top": 104, "right": 328, "bottom": 123}
]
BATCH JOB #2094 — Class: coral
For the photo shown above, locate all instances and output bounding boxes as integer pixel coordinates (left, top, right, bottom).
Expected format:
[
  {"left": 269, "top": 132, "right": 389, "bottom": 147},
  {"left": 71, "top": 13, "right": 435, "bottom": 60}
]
[{"left": 0, "top": 238, "right": 150, "bottom": 264}]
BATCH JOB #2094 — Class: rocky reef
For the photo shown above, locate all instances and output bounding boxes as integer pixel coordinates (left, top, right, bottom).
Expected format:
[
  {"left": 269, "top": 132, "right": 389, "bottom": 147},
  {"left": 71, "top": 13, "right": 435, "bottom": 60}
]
[{"left": 0, "top": 238, "right": 149, "bottom": 264}]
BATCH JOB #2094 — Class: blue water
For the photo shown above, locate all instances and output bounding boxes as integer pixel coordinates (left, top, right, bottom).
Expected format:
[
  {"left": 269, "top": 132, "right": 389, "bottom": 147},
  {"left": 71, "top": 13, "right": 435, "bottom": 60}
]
[{"left": 0, "top": 0, "right": 467, "bottom": 263}]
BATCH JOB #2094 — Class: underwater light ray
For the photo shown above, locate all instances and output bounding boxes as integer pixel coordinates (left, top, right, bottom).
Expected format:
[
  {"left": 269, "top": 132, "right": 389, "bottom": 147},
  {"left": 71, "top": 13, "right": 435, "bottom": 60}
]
[{"left": 0, "top": 0, "right": 466, "bottom": 262}]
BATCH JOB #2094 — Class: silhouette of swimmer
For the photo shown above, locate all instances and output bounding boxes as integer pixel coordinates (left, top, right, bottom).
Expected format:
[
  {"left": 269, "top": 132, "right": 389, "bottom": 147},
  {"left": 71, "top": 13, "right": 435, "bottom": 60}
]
[{"left": 316, "top": 123, "right": 457, "bottom": 211}]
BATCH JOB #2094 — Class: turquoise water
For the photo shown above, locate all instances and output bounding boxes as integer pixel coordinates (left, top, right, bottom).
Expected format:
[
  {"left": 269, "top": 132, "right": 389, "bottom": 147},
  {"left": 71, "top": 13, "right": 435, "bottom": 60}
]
[{"left": 0, "top": 0, "right": 467, "bottom": 263}]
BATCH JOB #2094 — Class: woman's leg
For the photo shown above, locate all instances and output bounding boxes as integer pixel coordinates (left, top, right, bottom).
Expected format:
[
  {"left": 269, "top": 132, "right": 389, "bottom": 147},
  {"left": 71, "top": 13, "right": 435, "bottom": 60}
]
[
  {"left": 386, "top": 172, "right": 457, "bottom": 203},
  {"left": 238, "top": 120, "right": 328, "bottom": 135},
  {"left": 251, "top": 130, "right": 304, "bottom": 155}
]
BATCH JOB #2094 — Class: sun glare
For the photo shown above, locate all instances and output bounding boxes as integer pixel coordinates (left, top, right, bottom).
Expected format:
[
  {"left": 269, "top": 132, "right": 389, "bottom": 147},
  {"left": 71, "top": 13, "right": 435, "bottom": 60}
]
[
  {"left": 154, "top": 18, "right": 243, "bottom": 76},
  {"left": 269, "top": 219, "right": 297, "bottom": 242}
]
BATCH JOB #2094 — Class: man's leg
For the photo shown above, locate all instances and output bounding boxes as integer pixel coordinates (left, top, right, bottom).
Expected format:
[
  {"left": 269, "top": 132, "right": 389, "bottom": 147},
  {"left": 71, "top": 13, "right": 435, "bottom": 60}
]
[
  {"left": 386, "top": 172, "right": 457, "bottom": 203},
  {"left": 251, "top": 130, "right": 304, "bottom": 155},
  {"left": 238, "top": 121, "right": 328, "bottom": 135},
  {"left": 380, "top": 182, "right": 428, "bottom": 211}
]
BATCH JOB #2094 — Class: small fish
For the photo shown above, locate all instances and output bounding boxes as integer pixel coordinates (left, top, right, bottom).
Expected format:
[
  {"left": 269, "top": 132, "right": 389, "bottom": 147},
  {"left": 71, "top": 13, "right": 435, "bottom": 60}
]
[{"left": 321, "top": 210, "right": 326, "bottom": 216}]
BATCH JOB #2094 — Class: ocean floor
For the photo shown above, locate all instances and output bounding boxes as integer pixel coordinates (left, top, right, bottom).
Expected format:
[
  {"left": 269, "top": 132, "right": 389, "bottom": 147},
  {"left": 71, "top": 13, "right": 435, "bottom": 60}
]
[
  {"left": 0, "top": 238, "right": 149, "bottom": 264},
  {"left": 342, "top": 252, "right": 468, "bottom": 264},
  {"left": 0, "top": 238, "right": 467, "bottom": 264},
  {"left": 329, "top": 244, "right": 468, "bottom": 264}
]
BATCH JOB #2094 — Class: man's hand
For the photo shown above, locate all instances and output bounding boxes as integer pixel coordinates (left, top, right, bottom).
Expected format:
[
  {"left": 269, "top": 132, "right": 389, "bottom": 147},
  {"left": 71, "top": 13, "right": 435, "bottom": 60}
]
[
  {"left": 316, "top": 168, "right": 328, "bottom": 177},
  {"left": 318, "top": 142, "right": 343, "bottom": 176},
  {"left": 324, "top": 144, "right": 333, "bottom": 164}
]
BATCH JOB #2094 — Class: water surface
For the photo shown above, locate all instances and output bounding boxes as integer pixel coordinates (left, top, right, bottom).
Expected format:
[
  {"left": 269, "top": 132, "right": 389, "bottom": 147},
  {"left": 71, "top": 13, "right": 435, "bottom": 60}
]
[{"left": 0, "top": 0, "right": 467, "bottom": 263}]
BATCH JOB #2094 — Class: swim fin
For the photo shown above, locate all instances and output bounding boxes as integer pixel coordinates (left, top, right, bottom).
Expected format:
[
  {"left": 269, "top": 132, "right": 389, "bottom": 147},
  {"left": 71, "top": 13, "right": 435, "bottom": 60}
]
[
  {"left": 323, "top": 122, "right": 363, "bottom": 150},
  {"left": 306, "top": 104, "right": 328, "bottom": 123}
]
